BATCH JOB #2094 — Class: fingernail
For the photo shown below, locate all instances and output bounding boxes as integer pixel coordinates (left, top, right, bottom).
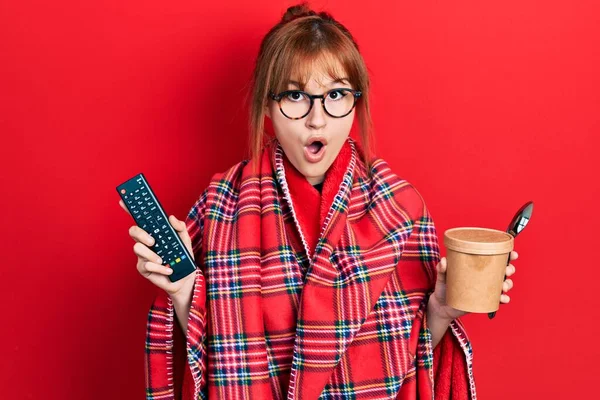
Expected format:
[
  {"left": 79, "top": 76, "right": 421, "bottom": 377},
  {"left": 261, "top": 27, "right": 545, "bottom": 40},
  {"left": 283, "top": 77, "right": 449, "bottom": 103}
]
[
  {"left": 157, "top": 257, "right": 162, "bottom": 264},
  {"left": 149, "top": 237, "right": 155, "bottom": 245}
]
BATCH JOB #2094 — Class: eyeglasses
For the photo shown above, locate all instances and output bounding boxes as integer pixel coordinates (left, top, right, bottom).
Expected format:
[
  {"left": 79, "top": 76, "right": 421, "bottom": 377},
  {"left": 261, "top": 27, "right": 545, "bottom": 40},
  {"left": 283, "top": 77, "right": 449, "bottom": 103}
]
[{"left": 269, "top": 88, "right": 362, "bottom": 120}]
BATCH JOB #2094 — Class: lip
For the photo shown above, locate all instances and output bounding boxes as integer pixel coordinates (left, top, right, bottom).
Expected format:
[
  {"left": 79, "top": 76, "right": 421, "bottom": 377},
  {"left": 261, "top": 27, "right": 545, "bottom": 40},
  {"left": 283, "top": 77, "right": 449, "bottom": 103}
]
[
  {"left": 303, "top": 137, "right": 328, "bottom": 163},
  {"left": 306, "top": 136, "right": 329, "bottom": 147},
  {"left": 304, "top": 144, "right": 326, "bottom": 163}
]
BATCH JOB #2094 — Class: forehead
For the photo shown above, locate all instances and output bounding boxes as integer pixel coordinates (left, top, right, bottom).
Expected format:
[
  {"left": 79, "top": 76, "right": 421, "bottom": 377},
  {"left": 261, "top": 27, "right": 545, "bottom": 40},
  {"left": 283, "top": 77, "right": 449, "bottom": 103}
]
[{"left": 287, "top": 52, "right": 349, "bottom": 90}]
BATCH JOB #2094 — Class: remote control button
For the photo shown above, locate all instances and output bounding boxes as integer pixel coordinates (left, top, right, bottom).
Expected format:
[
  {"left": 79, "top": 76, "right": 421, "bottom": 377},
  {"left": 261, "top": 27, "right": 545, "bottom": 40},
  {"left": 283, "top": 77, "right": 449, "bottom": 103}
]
[{"left": 147, "top": 212, "right": 160, "bottom": 222}]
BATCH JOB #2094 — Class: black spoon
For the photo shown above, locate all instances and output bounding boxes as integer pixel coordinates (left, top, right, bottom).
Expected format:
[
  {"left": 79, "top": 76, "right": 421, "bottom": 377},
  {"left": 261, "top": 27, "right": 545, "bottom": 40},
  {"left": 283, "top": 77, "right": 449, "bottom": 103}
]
[{"left": 488, "top": 201, "right": 534, "bottom": 319}]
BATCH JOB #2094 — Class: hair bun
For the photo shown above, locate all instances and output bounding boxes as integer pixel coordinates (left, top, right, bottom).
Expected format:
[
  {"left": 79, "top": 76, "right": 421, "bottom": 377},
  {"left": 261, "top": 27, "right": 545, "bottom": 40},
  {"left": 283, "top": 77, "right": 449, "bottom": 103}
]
[{"left": 281, "top": 2, "right": 317, "bottom": 23}]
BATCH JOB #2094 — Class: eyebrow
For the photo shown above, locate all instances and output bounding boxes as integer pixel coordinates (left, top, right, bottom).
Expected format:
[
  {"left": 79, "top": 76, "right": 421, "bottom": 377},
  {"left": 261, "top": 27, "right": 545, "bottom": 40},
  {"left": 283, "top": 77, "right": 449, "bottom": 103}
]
[{"left": 287, "top": 78, "right": 350, "bottom": 90}]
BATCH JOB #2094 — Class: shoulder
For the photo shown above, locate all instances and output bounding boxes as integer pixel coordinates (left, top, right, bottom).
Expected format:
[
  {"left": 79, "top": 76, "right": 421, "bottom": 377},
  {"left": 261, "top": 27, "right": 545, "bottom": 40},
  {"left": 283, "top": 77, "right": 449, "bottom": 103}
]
[
  {"left": 186, "top": 158, "right": 250, "bottom": 219},
  {"left": 187, "top": 138, "right": 279, "bottom": 215},
  {"left": 208, "top": 158, "right": 251, "bottom": 187},
  {"left": 366, "top": 156, "right": 430, "bottom": 222}
]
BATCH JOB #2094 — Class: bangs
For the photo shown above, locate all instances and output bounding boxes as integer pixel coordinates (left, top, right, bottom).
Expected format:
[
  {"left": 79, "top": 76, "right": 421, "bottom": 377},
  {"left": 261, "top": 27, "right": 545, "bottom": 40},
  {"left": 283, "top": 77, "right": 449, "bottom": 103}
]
[
  {"left": 268, "top": 21, "right": 363, "bottom": 93},
  {"left": 274, "top": 52, "right": 351, "bottom": 92}
]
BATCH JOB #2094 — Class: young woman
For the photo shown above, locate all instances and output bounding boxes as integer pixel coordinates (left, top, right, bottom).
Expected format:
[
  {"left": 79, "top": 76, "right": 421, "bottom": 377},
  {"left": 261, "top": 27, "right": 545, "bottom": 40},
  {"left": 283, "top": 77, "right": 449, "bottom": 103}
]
[{"left": 120, "top": 3, "right": 518, "bottom": 399}]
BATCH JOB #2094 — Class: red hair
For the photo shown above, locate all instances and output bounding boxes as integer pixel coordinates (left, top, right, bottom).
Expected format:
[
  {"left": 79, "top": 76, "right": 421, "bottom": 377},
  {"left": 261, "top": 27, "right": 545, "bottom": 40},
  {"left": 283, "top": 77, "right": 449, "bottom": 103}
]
[{"left": 247, "top": 2, "right": 374, "bottom": 173}]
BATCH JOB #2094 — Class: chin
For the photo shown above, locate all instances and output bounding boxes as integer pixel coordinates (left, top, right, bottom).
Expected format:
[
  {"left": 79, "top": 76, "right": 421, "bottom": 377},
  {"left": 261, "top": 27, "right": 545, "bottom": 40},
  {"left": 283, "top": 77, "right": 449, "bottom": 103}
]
[
  {"left": 299, "top": 164, "right": 323, "bottom": 178},
  {"left": 293, "top": 159, "right": 315, "bottom": 174}
]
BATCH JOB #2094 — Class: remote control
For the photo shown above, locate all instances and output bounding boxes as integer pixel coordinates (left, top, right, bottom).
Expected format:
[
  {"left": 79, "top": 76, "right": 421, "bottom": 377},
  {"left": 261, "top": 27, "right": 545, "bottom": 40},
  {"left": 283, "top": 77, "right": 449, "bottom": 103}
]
[{"left": 116, "top": 173, "right": 196, "bottom": 282}]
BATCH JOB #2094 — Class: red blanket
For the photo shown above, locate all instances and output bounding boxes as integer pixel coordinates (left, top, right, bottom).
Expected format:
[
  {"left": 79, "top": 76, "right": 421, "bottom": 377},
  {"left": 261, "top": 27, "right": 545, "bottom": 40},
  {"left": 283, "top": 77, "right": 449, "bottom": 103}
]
[{"left": 145, "top": 138, "right": 476, "bottom": 399}]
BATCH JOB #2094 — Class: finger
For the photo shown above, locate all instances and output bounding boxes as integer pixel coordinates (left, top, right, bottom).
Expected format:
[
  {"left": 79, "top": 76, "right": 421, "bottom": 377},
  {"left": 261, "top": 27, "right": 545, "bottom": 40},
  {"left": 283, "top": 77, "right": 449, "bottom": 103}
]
[
  {"left": 503, "top": 278, "right": 514, "bottom": 292},
  {"left": 169, "top": 215, "right": 186, "bottom": 233},
  {"left": 133, "top": 242, "right": 162, "bottom": 265},
  {"left": 137, "top": 262, "right": 173, "bottom": 290},
  {"left": 142, "top": 260, "right": 173, "bottom": 276},
  {"left": 510, "top": 250, "right": 519, "bottom": 261},
  {"left": 137, "top": 259, "right": 169, "bottom": 277},
  {"left": 119, "top": 200, "right": 132, "bottom": 216},
  {"left": 500, "top": 294, "right": 511, "bottom": 303},
  {"left": 506, "top": 264, "right": 516, "bottom": 277},
  {"left": 129, "top": 225, "right": 156, "bottom": 247},
  {"left": 145, "top": 272, "right": 173, "bottom": 291}
]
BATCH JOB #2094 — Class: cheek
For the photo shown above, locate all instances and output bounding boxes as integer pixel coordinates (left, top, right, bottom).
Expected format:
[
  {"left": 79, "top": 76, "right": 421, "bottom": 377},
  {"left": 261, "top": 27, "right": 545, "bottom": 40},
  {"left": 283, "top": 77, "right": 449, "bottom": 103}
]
[
  {"left": 331, "top": 115, "right": 354, "bottom": 138},
  {"left": 272, "top": 115, "right": 302, "bottom": 142}
]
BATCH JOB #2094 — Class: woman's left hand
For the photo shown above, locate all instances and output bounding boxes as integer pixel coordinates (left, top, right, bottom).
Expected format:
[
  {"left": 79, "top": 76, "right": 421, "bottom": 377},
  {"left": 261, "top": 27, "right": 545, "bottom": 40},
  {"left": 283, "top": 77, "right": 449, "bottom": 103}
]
[{"left": 429, "top": 251, "right": 519, "bottom": 321}]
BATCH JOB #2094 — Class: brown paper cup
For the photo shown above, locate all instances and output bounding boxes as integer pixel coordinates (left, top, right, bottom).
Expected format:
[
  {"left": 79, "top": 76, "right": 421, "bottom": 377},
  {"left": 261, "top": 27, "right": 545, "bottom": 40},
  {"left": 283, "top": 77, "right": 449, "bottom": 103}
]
[{"left": 443, "top": 227, "right": 514, "bottom": 313}]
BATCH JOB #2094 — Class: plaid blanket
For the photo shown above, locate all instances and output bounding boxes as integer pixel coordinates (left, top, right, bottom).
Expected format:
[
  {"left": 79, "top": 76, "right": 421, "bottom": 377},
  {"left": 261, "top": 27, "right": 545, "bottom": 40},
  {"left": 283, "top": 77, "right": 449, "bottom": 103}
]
[{"left": 144, "top": 137, "right": 476, "bottom": 399}]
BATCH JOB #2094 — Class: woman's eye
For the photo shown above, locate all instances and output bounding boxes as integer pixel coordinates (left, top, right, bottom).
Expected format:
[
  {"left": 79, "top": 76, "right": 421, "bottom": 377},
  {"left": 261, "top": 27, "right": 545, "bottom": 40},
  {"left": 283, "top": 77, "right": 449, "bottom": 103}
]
[
  {"left": 286, "top": 91, "right": 305, "bottom": 101},
  {"left": 327, "top": 90, "right": 347, "bottom": 101}
]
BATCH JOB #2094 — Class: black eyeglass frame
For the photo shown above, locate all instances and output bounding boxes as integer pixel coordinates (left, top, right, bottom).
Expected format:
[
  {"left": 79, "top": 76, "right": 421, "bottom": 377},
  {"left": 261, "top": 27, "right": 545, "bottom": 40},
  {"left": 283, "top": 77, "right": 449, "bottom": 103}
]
[{"left": 269, "top": 88, "right": 362, "bottom": 120}]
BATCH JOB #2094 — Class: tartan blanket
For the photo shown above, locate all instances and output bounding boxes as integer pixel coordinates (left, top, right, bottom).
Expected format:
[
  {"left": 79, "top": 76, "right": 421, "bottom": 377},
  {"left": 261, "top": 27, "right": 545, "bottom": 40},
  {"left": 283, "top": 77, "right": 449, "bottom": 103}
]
[{"left": 144, "top": 137, "right": 476, "bottom": 399}]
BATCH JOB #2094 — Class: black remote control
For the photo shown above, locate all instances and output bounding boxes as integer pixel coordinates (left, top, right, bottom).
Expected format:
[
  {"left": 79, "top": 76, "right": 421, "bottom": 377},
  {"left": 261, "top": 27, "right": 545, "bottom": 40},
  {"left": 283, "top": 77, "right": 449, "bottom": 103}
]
[{"left": 116, "top": 173, "right": 196, "bottom": 282}]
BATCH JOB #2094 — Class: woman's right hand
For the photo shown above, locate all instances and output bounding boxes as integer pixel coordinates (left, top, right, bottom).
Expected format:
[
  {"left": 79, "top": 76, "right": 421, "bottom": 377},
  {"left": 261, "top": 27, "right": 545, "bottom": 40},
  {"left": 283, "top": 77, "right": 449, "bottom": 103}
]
[{"left": 119, "top": 200, "right": 196, "bottom": 300}]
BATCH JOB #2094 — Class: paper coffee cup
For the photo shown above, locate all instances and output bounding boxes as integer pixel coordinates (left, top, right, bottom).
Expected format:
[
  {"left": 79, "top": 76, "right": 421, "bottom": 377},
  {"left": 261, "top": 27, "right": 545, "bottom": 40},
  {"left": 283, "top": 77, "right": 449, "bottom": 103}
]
[{"left": 443, "top": 227, "right": 514, "bottom": 313}]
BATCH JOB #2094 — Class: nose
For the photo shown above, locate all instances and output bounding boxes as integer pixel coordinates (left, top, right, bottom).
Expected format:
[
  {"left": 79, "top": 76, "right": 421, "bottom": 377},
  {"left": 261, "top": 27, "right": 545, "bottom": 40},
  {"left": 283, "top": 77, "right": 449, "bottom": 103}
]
[{"left": 306, "top": 98, "right": 327, "bottom": 130}]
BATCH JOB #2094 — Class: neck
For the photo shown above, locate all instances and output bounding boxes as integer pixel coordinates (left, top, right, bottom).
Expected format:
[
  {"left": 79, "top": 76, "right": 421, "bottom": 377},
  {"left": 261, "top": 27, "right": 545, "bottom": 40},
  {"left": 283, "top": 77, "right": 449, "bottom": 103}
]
[{"left": 307, "top": 176, "right": 325, "bottom": 186}]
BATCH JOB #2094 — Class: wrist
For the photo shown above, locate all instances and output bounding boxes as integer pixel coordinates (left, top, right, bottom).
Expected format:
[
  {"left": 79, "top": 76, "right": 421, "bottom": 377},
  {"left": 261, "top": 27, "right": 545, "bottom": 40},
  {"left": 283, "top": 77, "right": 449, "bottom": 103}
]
[
  {"left": 427, "top": 294, "right": 454, "bottom": 324},
  {"left": 169, "top": 281, "right": 194, "bottom": 306}
]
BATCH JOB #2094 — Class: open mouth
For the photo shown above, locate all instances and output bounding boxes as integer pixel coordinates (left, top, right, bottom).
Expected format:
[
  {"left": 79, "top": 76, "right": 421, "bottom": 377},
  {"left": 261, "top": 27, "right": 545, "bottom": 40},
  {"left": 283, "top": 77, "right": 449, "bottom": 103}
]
[
  {"left": 307, "top": 140, "right": 324, "bottom": 154},
  {"left": 304, "top": 137, "right": 328, "bottom": 163}
]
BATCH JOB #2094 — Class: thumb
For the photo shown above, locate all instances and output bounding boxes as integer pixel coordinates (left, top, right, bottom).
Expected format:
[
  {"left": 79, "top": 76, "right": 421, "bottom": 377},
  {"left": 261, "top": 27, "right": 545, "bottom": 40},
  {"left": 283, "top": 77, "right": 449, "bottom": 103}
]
[
  {"left": 436, "top": 257, "right": 447, "bottom": 284},
  {"left": 170, "top": 215, "right": 194, "bottom": 261},
  {"left": 169, "top": 215, "right": 186, "bottom": 232}
]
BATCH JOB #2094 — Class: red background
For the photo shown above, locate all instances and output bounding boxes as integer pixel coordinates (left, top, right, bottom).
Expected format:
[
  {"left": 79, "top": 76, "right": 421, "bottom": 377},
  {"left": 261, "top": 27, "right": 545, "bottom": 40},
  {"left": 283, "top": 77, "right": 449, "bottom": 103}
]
[{"left": 1, "top": 0, "right": 599, "bottom": 398}]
